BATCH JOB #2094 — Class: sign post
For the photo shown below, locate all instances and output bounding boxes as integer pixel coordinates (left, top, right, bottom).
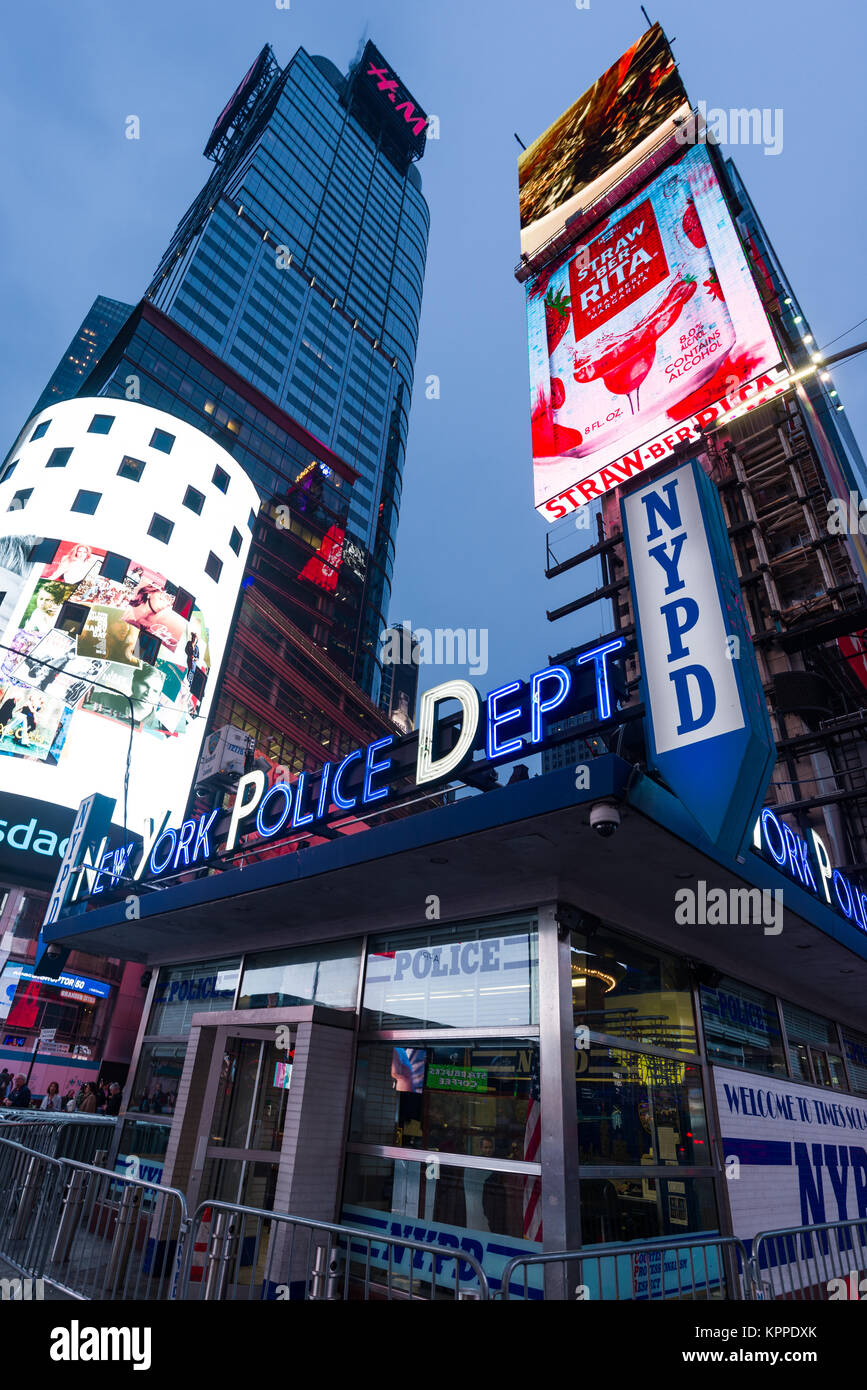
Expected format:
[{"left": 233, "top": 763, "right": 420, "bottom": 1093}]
[{"left": 35, "top": 793, "right": 115, "bottom": 979}]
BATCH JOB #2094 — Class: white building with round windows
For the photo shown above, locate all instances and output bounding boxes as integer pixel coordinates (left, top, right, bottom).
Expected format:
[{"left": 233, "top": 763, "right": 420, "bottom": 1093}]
[{"left": 0, "top": 397, "right": 259, "bottom": 831}]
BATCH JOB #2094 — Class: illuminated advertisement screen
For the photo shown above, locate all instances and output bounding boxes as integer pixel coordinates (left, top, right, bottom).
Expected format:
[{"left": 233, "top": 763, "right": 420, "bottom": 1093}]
[
  {"left": 0, "top": 535, "right": 210, "bottom": 824},
  {"left": 518, "top": 23, "right": 689, "bottom": 259},
  {"left": 526, "top": 144, "right": 784, "bottom": 520},
  {"left": 353, "top": 40, "right": 428, "bottom": 160}
]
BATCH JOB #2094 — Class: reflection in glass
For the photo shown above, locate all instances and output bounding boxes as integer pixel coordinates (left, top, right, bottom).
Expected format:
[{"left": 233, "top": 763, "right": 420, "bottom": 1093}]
[
  {"left": 210, "top": 1036, "right": 292, "bottom": 1152},
  {"left": 571, "top": 926, "right": 695, "bottom": 1052},
  {"left": 342, "top": 1152, "right": 542, "bottom": 1298},
  {"left": 362, "top": 918, "right": 538, "bottom": 1030},
  {"left": 238, "top": 939, "right": 361, "bottom": 1011},
  {"left": 350, "top": 1040, "right": 540, "bottom": 1161},
  {"left": 128, "top": 1042, "right": 187, "bottom": 1115},
  {"left": 576, "top": 1047, "right": 710, "bottom": 1166},
  {"left": 580, "top": 1177, "right": 719, "bottom": 1249},
  {"left": 198, "top": 1156, "right": 279, "bottom": 1212},
  {"left": 700, "top": 977, "right": 787, "bottom": 1077}
]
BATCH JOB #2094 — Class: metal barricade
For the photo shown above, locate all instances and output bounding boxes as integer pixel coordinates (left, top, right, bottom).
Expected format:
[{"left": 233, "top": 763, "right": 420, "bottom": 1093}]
[
  {"left": 751, "top": 1216, "right": 867, "bottom": 1300},
  {"left": 0, "top": 1112, "right": 116, "bottom": 1162},
  {"left": 177, "top": 1199, "right": 492, "bottom": 1302},
  {"left": 0, "top": 1139, "right": 66, "bottom": 1283},
  {"left": 0, "top": 1135, "right": 188, "bottom": 1300},
  {"left": 500, "top": 1235, "right": 753, "bottom": 1301}
]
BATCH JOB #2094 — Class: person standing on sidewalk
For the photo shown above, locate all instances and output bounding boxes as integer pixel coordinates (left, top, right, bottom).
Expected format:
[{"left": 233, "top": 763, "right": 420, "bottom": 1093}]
[
  {"left": 39, "top": 1081, "right": 62, "bottom": 1112},
  {"left": 2, "top": 1075, "right": 32, "bottom": 1109}
]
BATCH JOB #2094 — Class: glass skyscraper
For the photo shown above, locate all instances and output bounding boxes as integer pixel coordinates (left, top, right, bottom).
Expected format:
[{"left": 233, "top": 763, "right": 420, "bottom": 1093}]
[
  {"left": 141, "top": 42, "right": 430, "bottom": 699},
  {"left": 8, "top": 41, "right": 431, "bottom": 789},
  {"left": 28, "top": 295, "right": 133, "bottom": 422}
]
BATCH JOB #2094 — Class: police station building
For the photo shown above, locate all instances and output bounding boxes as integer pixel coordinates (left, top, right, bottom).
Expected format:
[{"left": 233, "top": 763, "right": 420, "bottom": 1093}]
[{"left": 39, "top": 461, "right": 867, "bottom": 1298}]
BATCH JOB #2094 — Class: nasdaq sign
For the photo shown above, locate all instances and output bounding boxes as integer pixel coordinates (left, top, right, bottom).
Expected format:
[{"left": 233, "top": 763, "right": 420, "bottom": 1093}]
[{"left": 622, "top": 457, "right": 775, "bottom": 856}]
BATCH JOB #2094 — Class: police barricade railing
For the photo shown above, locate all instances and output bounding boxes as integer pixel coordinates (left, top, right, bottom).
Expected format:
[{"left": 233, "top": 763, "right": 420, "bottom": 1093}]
[
  {"left": 0, "top": 1112, "right": 116, "bottom": 1162},
  {"left": 0, "top": 1138, "right": 66, "bottom": 1282},
  {"left": 750, "top": 1216, "right": 867, "bottom": 1301},
  {"left": 0, "top": 1135, "right": 189, "bottom": 1300},
  {"left": 498, "top": 1234, "right": 754, "bottom": 1301},
  {"left": 178, "top": 1199, "right": 492, "bottom": 1302}
]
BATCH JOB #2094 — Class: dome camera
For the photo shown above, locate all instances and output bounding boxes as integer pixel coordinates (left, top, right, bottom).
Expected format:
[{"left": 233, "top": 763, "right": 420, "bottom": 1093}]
[{"left": 589, "top": 801, "right": 621, "bottom": 839}]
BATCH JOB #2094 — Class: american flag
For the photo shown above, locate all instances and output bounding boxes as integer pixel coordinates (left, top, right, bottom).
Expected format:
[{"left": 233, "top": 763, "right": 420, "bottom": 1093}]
[{"left": 522, "top": 1050, "right": 542, "bottom": 1241}]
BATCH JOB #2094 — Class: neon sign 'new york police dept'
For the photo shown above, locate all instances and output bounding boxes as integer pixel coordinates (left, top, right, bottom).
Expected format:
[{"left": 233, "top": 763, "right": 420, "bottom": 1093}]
[{"left": 81, "top": 638, "right": 625, "bottom": 894}]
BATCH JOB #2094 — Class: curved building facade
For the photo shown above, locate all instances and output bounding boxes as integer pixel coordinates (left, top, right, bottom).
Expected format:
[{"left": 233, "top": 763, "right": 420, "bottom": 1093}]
[{"left": 0, "top": 396, "right": 259, "bottom": 833}]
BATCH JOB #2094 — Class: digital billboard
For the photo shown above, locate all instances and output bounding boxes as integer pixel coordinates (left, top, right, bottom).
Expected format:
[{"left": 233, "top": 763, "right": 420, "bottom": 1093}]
[
  {"left": 526, "top": 144, "right": 784, "bottom": 520},
  {"left": 0, "top": 538, "right": 209, "bottom": 798},
  {"left": 518, "top": 24, "right": 689, "bottom": 260},
  {"left": 203, "top": 45, "right": 274, "bottom": 160},
  {"left": 349, "top": 40, "right": 428, "bottom": 162}
]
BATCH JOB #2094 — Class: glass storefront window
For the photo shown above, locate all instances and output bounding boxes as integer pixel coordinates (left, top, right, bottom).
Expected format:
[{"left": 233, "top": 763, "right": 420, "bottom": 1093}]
[
  {"left": 361, "top": 917, "right": 538, "bottom": 1030},
  {"left": 116, "top": 1118, "right": 171, "bottom": 1186},
  {"left": 576, "top": 1046, "right": 710, "bottom": 1166},
  {"left": 782, "top": 1001, "right": 845, "bottom": 1089},
  {"left": 843, "top": 1029, "right": 867, "bottom": 1096},
  {"left": 146, "top": 958, "right": 241, "bottom": 1036},
  {"left": 127, "top": 1042, "right": 186, "bottom": 1116},
  {"left": 238, "top": 939, "right": 361, "bottom": 1012},
  {"left": 350, "top": 1039, "right": 539, "bottom": 1160},
  {"left": 342, "top": 1152, "right": 542, "bottom": 1298},
  {"left": 580, "top": 1177, "right": 719, "bottom": 1251},
  {"left": 812, "top": 1051, "right": 847, "bottom": 1090},
  {"left": 701, "top": 977, "right": 787, "bottom": 1077},
  {"left": 570, "top": 925, "right": 696, "bottom": 1053},
  {"left": 782, "top": 1001, "right": 838, "bottom": 1049}
]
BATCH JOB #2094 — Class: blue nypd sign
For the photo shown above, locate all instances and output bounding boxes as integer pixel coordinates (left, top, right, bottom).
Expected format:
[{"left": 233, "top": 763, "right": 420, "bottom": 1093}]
[{"left": 621, "top": 457, "right": 776, "bottom": 858}]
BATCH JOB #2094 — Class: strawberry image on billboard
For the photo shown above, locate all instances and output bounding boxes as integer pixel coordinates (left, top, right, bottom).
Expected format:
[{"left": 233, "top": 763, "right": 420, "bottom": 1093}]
[{"left": 527, "top": 143, "right": 784, "bottom": 520}]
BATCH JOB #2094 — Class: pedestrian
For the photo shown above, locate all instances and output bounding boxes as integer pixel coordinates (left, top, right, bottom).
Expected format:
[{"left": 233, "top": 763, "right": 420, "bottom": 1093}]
[
  {"left": 40, "top": 1080, "right": 62, "bottom": 1112},
  {"left": 101, "top": 1082, "right": 122, "bottom": 1117},
  {"left": 0, "top": 1067, "right": 12, "bottom": 1101},
  {"left": 74, "top": 1082, "right": 88, "bottom": 1111},
  {"left": 78, "top": 1083, "right": 98, "bottom": 1114},
  {"left": 63, "top": 1086, "right": 76, "bottom": 1113},
  {"left": 2, "top": 1074, "right": 32, "bottom": 1109}
]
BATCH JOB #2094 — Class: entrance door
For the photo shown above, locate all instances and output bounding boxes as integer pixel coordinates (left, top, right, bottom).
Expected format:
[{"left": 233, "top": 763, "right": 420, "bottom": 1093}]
[{"left": 195, "top": 1026, "right": 294, "bottom": 1213}]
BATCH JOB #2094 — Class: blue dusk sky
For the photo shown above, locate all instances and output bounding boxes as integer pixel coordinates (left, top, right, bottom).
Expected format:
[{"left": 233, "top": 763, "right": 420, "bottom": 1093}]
[{"left": 1, "top": 0, "right": 864, "bottom": 702}]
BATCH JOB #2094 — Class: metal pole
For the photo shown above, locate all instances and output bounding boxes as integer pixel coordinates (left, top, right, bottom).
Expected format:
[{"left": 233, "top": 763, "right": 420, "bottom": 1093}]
[{"left": 536, "top": 902, "right": 581, "bottom": 1299}]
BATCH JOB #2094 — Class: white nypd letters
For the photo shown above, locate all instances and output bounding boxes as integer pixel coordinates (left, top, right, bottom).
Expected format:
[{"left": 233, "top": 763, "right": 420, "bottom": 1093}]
[
  {"left": 623, "top": 467, "right": 744, "bottom": 751},
  {"left": 621, "top": 457, "right": 776, "bottom": 856}
]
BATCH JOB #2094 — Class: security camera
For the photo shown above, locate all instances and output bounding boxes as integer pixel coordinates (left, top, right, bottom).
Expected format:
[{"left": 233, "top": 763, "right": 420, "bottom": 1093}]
[{"left": 590, "top": 802, "right": 621, "bottom": 839}]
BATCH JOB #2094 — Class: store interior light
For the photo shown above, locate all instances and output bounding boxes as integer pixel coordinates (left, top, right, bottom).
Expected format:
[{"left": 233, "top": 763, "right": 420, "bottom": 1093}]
[
  {"left": 571, "top": 965, "right": 617, "bottom": 993},
  {"left": 802, "top": 334, "right": 813, "bottom": 344},
  {"left": 811, "top": 352, "right": 823, "bottom": 363},
  {"left": 821, "top": 371, "right": 831, "bottom": 382}
]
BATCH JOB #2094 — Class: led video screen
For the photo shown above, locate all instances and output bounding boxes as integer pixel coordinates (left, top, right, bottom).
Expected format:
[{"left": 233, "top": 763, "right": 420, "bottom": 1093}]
[
  {"left": 518, "top": 23, "right": 689, "bottom": 259},
  {"left": 0, "top": 535, "right": 211, "bottom": 825},
  {"left": 525, "top": 144, "right": 783, "bottom": 519}
]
